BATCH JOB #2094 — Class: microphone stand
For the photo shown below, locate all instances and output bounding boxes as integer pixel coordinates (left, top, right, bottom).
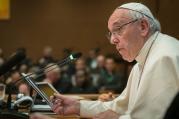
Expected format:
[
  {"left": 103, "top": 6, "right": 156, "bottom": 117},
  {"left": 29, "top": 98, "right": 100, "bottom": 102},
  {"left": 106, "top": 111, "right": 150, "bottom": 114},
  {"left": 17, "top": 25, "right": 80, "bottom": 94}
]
[
  {"left": 6, "top": 82, "right": 18, "bottom": 111},
  {"left": 7, "top": 89, "right": 12, "bottom": 111},
  {"left": 0, "top": 73, "right": 18, "bottom": 111},
  {"left": 13, "top": 52, "right": 81, "bottom": 86},
  {"left": 5, "top": 52, "right": 82, "bottom": 111}
]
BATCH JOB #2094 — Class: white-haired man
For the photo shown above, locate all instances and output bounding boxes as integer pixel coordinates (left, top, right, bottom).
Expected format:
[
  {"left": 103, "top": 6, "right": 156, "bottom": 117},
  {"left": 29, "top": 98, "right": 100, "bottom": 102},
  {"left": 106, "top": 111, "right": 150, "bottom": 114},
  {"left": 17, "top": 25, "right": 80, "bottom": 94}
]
[{"left": 31, "top": 2, "right": 179, "bottom": 119}]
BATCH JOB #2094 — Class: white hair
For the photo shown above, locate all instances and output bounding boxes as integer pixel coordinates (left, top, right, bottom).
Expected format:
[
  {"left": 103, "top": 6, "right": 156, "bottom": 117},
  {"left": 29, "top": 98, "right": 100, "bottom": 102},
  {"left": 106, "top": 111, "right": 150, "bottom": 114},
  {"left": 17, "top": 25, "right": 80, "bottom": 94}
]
[
  {"left": 44, "top": 63, "right": 60, "bottom": 74},
  {"left": 118, "top": 2, "right": 161, "bottom": 33},
  {"left": 128, "top": 10, "right": 161, "bottom": 33}
]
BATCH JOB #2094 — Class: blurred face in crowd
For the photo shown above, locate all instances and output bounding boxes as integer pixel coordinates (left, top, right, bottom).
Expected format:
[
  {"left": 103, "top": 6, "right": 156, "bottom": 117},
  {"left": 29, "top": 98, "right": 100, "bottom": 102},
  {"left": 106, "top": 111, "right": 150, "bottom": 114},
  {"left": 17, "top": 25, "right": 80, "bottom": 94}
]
[
  {"left": 108, "top": 9, "right": 149, "bottom": 62},
  {"left": 19, "top": 64, "right": 28, "bottom": 73},
  {"left": 11, "top": 71, "right": 21, "bottom": 82},
  {"left": 18, "top": 83, "right": 29, "bottom": 95},
  {"left": 0, "top": 58, "right": 4, "bottom": 66},
  {"left": 45, "top": 64, "right": 61, "bottom": 84},
  {"left": 75, "top": 58, "right": 86, "bottom": 71},
  {"left": 43, "top": 46, "right": 53, "bottom": 57},
  {"left": 89, "top": 49, "right": 97, "bottom": 59},
  {"left": 75, "top": 70, "right": 86, "bottom": 87},
  {"left": 97, "top": 55, "right": 105, "bottom": 68},
  {"left": 0, "top": 48, "right": 3, "bottom": 57},
  {"left": 105, "top": 58, "right": 116, "bottom": 73}
]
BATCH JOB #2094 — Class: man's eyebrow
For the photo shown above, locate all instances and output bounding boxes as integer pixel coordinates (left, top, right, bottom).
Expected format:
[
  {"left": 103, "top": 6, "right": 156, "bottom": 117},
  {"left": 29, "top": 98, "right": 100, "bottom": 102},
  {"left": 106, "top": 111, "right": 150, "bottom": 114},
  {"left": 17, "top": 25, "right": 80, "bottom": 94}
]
[
  {"left": 112, "top": 20, "right": 125, "bottom": 27},
  {"left": 112, "top": 16, "right": 130, "bottom": 27}
]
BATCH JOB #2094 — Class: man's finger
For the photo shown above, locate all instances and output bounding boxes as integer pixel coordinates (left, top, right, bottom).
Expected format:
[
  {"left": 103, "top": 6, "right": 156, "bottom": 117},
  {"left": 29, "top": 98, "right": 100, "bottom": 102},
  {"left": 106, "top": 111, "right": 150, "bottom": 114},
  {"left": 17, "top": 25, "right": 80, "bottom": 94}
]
[
  {"left": 53, "top": 106, "right": 64, "bottom": 115},
  {"left": 52, "top": 102, "right": 63, "bottom": 111}
]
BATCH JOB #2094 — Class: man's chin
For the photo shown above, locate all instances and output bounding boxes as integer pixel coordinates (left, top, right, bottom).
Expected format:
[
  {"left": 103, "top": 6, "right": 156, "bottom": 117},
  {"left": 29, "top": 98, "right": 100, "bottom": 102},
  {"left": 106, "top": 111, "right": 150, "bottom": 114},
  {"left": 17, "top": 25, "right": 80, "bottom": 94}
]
[{"left": 122, "top": 56, "right": 134, "bottom": 62}]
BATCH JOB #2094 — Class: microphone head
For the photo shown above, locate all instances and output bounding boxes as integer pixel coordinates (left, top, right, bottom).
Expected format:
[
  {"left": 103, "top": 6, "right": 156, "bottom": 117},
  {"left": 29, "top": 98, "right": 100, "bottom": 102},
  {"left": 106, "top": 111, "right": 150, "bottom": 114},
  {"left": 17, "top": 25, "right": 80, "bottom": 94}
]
[
  {"left": 69, "top": 52, "right": 82, "bottom": 60},
  {"left": 10, "top": 51, "right": 26, "bottom": 61},
  {"left": 0, "top": 51, "right": 26, "bottom": 76}
]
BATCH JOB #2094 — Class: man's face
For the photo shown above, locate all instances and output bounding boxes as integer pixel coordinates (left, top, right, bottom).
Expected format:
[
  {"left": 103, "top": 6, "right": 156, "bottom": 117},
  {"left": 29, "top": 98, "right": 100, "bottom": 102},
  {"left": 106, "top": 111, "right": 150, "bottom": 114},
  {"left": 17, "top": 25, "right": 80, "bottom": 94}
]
[
  {"left": 105, "top": 58, "right": 116, "bottom": 72},
  {"left": 108, "top": 9, "right": 144, "bottom": 62},
  {"left": 75, "top": 59, "right": 86, "bottom": 70},
  {"left": 97, "top": 55, "right": 105, "bottom": 68}
]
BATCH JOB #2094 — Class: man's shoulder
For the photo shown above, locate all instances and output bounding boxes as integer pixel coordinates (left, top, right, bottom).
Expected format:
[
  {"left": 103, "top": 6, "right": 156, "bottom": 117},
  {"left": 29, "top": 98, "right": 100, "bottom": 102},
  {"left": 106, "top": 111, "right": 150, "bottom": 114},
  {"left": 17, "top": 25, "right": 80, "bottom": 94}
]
[
  {"left": 151, "top": 33, "right": 179, "bottom": 58},
  {"left": 157, "top": 33, "right": 179, "bottom": 50},
  {"left": 146, "top": 33, "right": 179, "bottom": 66}
]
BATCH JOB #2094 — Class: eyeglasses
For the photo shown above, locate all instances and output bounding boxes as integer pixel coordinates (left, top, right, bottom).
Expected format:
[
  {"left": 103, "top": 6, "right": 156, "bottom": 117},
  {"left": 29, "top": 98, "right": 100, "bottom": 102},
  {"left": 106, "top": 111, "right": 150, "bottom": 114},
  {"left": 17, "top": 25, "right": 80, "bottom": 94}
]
[{"left": 107, "top": 19, "right": 139, "bottom": 41}]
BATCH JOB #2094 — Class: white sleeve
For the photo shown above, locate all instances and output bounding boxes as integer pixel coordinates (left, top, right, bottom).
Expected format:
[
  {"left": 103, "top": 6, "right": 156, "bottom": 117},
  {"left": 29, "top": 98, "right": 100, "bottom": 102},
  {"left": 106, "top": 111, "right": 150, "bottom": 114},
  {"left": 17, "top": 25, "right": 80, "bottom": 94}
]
[
  {"left": 80, "top": 87, "right": 130, "bottom": 118},
  {"left": 119, "top": 115, "right": 131, "bottom": 119},
  {"left": 79, "top": 66, "right": 136, "bottom": 118}
]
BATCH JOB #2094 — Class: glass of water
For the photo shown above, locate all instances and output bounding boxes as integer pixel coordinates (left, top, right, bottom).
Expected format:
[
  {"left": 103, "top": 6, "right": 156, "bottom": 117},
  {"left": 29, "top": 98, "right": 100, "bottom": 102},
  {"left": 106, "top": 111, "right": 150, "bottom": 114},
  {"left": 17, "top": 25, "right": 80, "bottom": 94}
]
[{"left": 0, "top": 83, "right": 6, "bottom": 101}]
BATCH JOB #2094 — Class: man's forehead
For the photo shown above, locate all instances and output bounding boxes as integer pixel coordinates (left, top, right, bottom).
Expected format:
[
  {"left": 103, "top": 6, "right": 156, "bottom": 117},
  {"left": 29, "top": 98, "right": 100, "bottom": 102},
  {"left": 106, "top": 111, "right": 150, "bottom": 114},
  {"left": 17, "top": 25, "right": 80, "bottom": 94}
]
[{"left": 108, "top": 9, "right": 131, "bottom": 27}]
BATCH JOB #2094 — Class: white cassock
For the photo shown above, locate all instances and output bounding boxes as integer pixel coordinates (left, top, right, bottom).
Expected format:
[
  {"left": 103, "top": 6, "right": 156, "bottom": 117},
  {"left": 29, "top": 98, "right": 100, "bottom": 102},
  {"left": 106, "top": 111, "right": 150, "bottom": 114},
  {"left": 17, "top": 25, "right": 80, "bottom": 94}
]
[{"left": 80, "top": 31, "right": 179, "bottom": 119}]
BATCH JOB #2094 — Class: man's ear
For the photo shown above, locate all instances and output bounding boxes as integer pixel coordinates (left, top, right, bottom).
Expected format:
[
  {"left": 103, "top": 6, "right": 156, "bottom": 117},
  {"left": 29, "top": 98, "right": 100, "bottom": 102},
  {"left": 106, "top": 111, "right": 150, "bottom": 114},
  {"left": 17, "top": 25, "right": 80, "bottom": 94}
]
[{"left": 139, "top": 18, "right": 150, "bottom": 37}]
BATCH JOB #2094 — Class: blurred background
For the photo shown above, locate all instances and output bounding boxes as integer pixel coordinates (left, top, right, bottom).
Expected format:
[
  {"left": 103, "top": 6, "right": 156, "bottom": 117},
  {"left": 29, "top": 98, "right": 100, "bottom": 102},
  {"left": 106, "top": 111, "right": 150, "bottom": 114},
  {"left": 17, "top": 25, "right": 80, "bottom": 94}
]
[
  {"left": 0, "top": 0, "right": 178, "bottom": 95},
  {"left": 0, "top": 0, "right": 178, "bottom": 60}
]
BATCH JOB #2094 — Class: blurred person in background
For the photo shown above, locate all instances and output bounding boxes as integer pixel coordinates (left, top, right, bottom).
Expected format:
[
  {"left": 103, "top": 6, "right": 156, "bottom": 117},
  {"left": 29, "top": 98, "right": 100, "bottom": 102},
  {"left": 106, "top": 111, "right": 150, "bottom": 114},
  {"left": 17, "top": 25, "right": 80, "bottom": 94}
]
[
  {"left": 97, "top": 55, "right": 125, "bottom": 93},
  {"left": 19, "top": 63, "right": 29, "bottom": 74},
  {"left": 86, "top": 48, "right": 100, "bottom": 71},
  {"left": 70, "top": 69, "right": 97, "bottom": 94},
  {"left": 0, "top": 48, "right": 5, "bottom": 66},
  {"left": 6, "top": 70, "right": 21, "bottom": 94},
  {"left": 96, "top": 55, "right": 106, "bottom": 70},
  {"left": 43, "top": 63, "right": 71, "bottom": 93},
  {"left": 75, "top": 58, "right": 89, "bottom": 72},
  {"left": 16, "top": 47, "right": 33, "bottom": 67},
  {"left": 91, "top": 54, "right": 106, "bottom": 87},
  {"left": 60, "top": 48, "right": 76, "bottom": 80},
  {"left": 38, "top": 46, "right": 56, "bottom": 68},
  {"left": 18, "top": 83, "right": 30, "bottom": 96},
  {"left": 43, "top": 63, "right": 60, "bottom": 84}
]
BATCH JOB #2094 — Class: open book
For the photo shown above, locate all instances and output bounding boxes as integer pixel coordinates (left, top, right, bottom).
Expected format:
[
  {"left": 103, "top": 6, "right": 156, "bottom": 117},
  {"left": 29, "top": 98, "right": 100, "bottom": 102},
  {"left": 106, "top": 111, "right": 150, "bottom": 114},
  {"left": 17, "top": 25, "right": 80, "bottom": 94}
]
[{"left": 21, "top": 73, "right": 58, "bottom": 108}]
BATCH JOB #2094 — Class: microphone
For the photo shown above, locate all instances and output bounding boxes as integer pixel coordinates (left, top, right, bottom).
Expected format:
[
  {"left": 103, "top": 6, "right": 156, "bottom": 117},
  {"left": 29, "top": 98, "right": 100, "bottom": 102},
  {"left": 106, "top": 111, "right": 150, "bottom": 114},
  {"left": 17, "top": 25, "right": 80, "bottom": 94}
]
[
  {"left": 21, "top": 52, "right": 82, "bottom": 98},
  {"left": 57, "top": 52, "right": 82, "bottom": 67},
  {"left": 69, "top": 52, "right": 82, "bottom": 60},
  {"left": 0, "top": 51, "right": 26, "bottom": 76},
  {"left": 21, "top": 52, "right": 82, "bottom": 79},
  {"left": 39, "top": 52, "right": 82, "bottom": 73}
]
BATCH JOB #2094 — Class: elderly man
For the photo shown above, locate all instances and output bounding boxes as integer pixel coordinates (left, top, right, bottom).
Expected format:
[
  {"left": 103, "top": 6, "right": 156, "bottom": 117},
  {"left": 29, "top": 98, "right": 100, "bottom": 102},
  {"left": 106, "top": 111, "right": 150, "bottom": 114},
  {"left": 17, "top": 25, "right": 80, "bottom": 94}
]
[
  {"left": 31, "top": 2, "right": 179, "bottom": 119},
  {"left": 43, "top": 63, "right": 61, "bottom": 84}
]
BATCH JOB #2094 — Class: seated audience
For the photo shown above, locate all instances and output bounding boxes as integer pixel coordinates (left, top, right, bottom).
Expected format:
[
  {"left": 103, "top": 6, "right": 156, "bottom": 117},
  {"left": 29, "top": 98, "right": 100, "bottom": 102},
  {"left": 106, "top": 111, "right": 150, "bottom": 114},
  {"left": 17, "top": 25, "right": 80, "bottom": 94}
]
[
  {"left": 97, "top": 55, "right": 125, "bottom": 93},
  {"left": 43, "top": 63, "right": 72, "bottom": 93},
  {"left": 38, "top": 46, "right": 56, "bottom": 68},
  {"left": 70, "top": 69, "right": 97, "bottom": 94},
  {"left": 0, "top": 48, "right": 5, "bottom": 66},
  {"left": 86, "top": 48, "right": 100, "bottom": 71},
  {"left": 18, "top": 83, "right": 30, "bottom": 96},
  {"left": 91, "top": 54, "right": 106, "bottom": 87}
]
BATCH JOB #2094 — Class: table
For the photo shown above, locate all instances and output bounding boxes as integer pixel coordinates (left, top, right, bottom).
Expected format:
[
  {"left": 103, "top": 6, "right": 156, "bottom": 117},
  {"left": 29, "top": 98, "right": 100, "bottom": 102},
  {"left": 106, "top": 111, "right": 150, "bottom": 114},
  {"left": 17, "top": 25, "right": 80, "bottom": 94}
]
[{"left": 3, "top": 94, "right": 119, "bottom": 119}]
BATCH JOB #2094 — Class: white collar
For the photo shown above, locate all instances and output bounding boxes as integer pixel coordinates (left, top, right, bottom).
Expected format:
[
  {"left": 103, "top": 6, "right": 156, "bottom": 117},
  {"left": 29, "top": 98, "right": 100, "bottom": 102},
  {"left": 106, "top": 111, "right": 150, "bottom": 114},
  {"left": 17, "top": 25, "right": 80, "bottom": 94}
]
[{"left": 135, "top": 31, "right": 159, "bottom": 65}]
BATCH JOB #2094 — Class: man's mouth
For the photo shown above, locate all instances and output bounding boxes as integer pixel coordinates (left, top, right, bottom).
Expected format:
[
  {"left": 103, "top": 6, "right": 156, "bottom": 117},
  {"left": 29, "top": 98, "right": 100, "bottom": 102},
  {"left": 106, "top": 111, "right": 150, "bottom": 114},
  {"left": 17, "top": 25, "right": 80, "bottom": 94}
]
[{"left": 116, "top": 47, "right": 123, "bottom": 51}]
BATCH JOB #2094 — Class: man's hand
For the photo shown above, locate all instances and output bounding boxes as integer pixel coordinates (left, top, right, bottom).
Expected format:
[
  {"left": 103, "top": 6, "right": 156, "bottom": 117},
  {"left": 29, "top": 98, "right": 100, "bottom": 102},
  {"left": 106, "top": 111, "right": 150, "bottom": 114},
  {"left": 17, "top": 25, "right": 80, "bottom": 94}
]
[
  {"left": 93, "top": 110, "right": 120, "bottom": 119},
  {"left": 50, "top": 93, "right": 80, "bottom": 115},
  {"left": 98, "top": 92, "right": 115, "bottom": 102}
]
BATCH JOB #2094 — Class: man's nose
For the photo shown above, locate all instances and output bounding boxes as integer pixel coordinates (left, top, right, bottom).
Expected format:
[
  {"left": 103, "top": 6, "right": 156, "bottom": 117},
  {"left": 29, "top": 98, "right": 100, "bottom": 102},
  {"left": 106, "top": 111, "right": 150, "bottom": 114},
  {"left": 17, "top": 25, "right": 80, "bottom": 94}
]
[{"left": 110, "top": 35, "right": 119, "bottom": 45}]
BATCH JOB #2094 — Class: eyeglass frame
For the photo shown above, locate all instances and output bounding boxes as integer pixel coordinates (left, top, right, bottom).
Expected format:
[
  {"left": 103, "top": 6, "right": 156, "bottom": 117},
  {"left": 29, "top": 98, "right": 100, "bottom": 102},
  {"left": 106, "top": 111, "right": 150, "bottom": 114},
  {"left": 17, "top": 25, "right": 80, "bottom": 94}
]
[{"left": 107, "top": 19, "right": 139, "bottom": 42}]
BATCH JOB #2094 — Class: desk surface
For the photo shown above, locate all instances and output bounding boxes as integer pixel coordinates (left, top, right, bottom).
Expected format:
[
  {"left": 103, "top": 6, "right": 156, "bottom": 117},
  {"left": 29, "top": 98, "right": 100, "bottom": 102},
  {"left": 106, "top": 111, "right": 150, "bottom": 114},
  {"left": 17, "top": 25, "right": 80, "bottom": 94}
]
[
  {"left": 38, "top": 113, "right": 82, "bottom": 119},
  {"left": 4, "top": 94, "right": 119, "bottom": 119},
  {"left": 5, "top": 94, "right": 119, "bottom": 101}
]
